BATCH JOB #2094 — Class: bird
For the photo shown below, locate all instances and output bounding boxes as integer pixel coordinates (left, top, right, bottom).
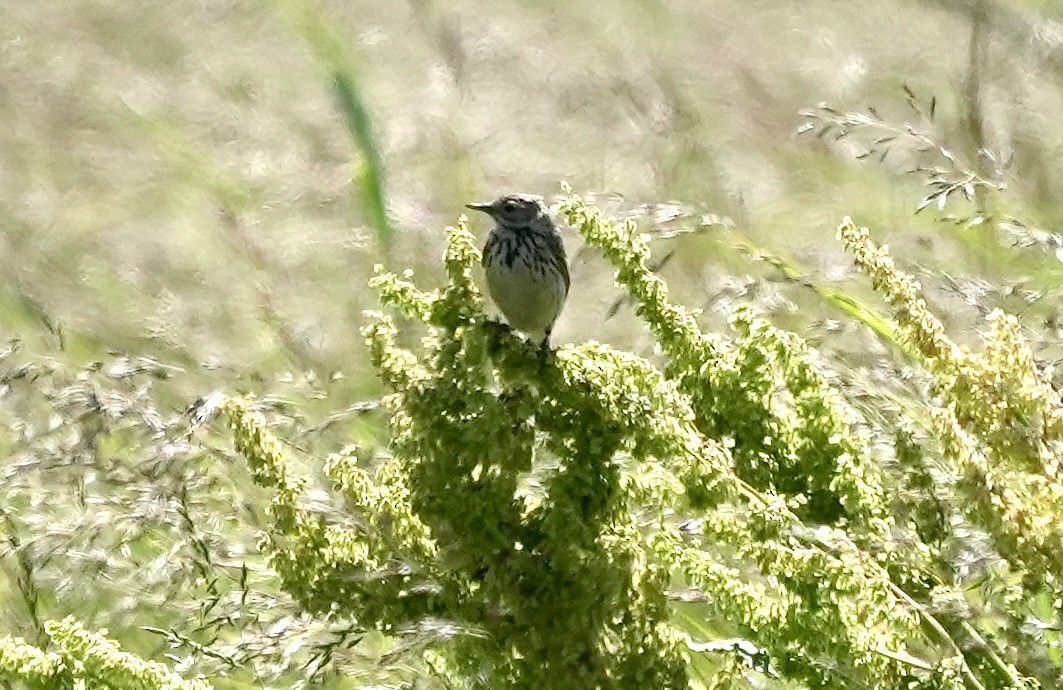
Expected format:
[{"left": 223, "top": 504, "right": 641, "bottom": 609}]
[{"left": 465, "top": 193, "right": 570, "bottom": 351}]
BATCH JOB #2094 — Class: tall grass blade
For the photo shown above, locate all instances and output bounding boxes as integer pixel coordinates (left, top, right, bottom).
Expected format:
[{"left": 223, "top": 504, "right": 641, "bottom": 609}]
[
  {"left": 267, "top": 0, "right": 393, "bottom": 256},
  {"left": 331, "top": 70, "right": 391, "bottom": 254}
]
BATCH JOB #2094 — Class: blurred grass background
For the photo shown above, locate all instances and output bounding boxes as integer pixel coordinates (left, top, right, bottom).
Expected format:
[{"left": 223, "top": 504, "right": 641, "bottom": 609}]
[
  {"left": 6, "top": 0, "right": 1063, "bottom": 381},
  {"left": 4, "top": 0, "right": 1063, "bottom": 686}
]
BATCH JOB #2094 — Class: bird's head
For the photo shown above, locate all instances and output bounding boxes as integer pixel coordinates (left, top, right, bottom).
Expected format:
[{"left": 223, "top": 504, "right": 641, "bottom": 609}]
[{"left": 466, "top": 193, "right": 547, "bottom": 227}]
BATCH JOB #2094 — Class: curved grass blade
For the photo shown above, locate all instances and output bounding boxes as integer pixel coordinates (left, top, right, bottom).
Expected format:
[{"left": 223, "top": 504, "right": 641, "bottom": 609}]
[{"left": 267, "top": 0, "right": 393, "bottom": 257}]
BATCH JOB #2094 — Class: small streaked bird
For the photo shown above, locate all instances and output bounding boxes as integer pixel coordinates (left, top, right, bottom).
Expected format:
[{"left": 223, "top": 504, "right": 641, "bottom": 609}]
[{"left": 466, "top": 193, "right": 569, "bottom": 351}]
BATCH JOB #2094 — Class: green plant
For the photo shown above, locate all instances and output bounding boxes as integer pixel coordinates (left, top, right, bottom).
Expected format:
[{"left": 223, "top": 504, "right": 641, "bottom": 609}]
[
  {"left": 211, "top": 190, "right": 1057, "bottom": 688},
  {"left": 0, "top": 617, "right": 210, "bottom": 689}
]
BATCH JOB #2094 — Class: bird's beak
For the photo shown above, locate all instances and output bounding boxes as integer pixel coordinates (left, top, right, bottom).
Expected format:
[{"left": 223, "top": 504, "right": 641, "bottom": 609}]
[{"left": 465, "top": 202, "right": 493, "bottom": 215}]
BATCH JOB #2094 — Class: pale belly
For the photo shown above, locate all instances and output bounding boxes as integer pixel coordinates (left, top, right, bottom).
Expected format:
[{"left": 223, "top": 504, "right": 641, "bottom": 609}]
[{"left": 485, "top": 260, "right": 566, "bottom": 340}]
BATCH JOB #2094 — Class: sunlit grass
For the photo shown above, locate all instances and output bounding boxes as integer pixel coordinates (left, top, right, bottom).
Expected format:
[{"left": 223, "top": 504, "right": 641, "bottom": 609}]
[{"left": 3, "top": 0, "right": 1063, "bottom": 687}]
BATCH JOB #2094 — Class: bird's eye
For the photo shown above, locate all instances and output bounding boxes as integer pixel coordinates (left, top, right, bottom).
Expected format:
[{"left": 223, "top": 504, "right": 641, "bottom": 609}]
[{"left": 503, "top": 202, "right": 517, "bottom": 214}]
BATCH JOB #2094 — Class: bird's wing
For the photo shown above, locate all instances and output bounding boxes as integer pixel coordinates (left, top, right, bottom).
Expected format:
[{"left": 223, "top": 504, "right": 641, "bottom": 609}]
[{"left": 546, "top": 230, "right": 570, "bottom": 294}]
